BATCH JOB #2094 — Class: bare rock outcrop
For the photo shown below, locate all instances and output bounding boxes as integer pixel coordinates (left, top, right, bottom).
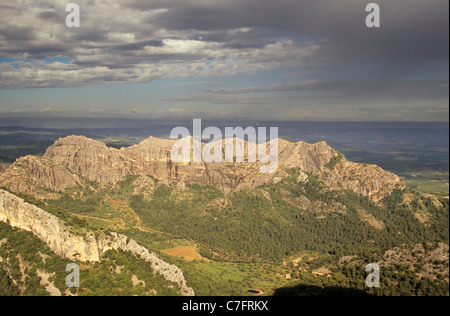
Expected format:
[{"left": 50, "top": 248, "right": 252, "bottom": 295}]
[
  {"left": 0, "top": 189, "right": 100, "bottom": 261},
  {"left": 0, "top": 155, "right": 82, "bottom": 193},
  {"left": 0, "top": 163, "right": 10, "bottom": 175},
  {"left": 98, "top": 232, "right": 194, "bottom": 296},
  {"left": 121, "top": 136, "right": 236, "bottom": 192},
  {"left": 1, "top": 135, "right": 404, "bottom": 200},
  {"left": 120, "top": 136, "right": 403, "bottom": 199},
  {"left": 0, "top": 189, "right": 194, "bottom": 296},
  {"left": 330, "top": 160, "right": 405, "bottom": 201},
  {"left": 43, "top": 136, "right": 132, "bottom": 185}
]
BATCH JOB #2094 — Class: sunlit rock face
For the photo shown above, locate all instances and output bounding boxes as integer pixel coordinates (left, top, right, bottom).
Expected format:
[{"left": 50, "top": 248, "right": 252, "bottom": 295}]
[
  {"left": 2, "top": 135, "right": 404, "bottom": 200},
  {"left": 0, "top": 189, "right": 195, "bottom": 296}
]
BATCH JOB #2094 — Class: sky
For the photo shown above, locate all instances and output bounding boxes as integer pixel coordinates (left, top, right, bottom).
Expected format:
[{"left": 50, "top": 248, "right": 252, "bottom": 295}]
[{"left": 0, "top": 0, "right": 448, "bottom": 122}]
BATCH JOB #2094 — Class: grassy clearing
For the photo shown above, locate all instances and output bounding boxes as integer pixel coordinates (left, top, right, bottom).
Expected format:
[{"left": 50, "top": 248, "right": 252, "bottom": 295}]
[
  {"left": 170, "top": 257, "right": 295, "bottom": 296},
  {"left": 403, "top": 171, "right": 449, "bottom": 196},
  {"left": 162, "top": 246, "right": 204, "bottom": 262},
  {"left": 405, "top": 178, "right": 448, "bottom": 196}
]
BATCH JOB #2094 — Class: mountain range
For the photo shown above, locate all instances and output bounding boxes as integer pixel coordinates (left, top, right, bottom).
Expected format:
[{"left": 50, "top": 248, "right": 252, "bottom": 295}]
[
  {"left": 0, "top": 135, "right": 404, "bottom": 200},
  {"left": 0, "top": 135, "right": 448, "bottom": 296}
]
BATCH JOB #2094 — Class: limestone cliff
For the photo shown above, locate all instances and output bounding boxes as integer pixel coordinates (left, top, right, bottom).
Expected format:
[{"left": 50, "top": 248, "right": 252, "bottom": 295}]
[
  {"left": 119, "top": 136, "right": 404, "bottom": 199},
  {"left": 1, "top": 135, "right": 404, "bottom": 200},
  {"left": 43, "top": 136, "right": 132, "bottom": 185},
  {"left": 330, "top": 159, "right": 404, "bottom": 201},
  {"left": 0, "top": 189, "right": 194, "bottom": 296},
  {"left": 0, "top": 155, "right": 83, "bottom": 194},
  {"left": 97, "top": 232, "right": 194, "bottom": 296},
  {"left": 0, "top": 162, "right": 10, "bottom": 175}
]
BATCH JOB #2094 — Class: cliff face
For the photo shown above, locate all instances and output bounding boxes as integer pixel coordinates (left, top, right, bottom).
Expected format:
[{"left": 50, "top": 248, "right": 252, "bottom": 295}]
[
  {"left": 0, "top": 163, "right": 10, "bottom": 175},
  {"left": 122, "top": 136, "right": 404, "bottom": 199},
  {"left": 0, "top": 155, "right": 83, "bottom": 194},
  {"left": 97, "top": 232, "right": 194, "bottom": 296},
  {"left": 1, "top": 135, "right": 404, "bottom": 200},
  {"left": 0, "top": 189, "right": 194, "bottom": 296},
  {"left": 330, "top": 160, "right": 404, "bottom": 201},
  {"left": 0, "top": 189, "right": 100, "bottom": 261},
  {"left": 43, "top": 136, "right": 133, "bottom": 185}
]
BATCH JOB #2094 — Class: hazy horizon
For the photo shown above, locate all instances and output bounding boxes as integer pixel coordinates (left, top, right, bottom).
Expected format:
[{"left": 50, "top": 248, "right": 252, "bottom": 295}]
[{"left": 0, "top": 116, "right": 449, "bottom": 130}]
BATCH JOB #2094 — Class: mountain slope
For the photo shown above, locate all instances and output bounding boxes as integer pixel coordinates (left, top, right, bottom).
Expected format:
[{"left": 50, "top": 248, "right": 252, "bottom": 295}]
[
  {"left": 0, "top": 135, "right": 448, "bottom": 296},
  {"left": 0, "top": 155, "right": 82, "bottom": 194},
  {"left": 1, "top": 135, "right": 404, "bottom": 201},
  {"left": 43, "top": 136, "right": 132, "bottom": 185},
  {"left": 0, "top": 189, "right": 194, "bottom": 296}
]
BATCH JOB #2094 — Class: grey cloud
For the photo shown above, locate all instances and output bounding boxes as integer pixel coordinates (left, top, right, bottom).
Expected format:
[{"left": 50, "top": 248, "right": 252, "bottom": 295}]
[
  {"left": 113, "top": 40, "right": 165, "bottom": 52},
  {"left": 196, "top": 28, "right": 280, "bottom": 49},
  {"left": 0, "top": 25, "right": 35, "bottom": 41},
  {"left": 37, "top": 10, "right": 63, "bottom": 23},
  {"left": 144, "top": 0, "right": 449, "bottom": 76},
  {"left": 71, "top": 30, "right": 110, "bottom": 43},
  {"left": 0, "top": 0, "right": 448, "bottom": 89},
  {"left": 5, "top": 45, "right": 67, "bottom": 59}
]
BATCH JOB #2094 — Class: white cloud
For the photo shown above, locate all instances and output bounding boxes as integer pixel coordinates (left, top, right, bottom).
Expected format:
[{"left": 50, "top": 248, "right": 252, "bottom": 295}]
[
  {"left": 0, "top": 0, "right": 320, "bottom": 89},
  {"left": 0, "top": 0, "right": 447, "bottom": 123}
]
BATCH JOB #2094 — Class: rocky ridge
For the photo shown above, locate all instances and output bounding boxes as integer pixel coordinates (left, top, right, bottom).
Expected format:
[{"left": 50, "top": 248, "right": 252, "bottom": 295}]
[
  {"left": 42, "top": 136, "right": 132, "bottom": 184},
  {"left": 0, "top": 135, "right": 404, "bottom": 200},
  {"left": 0, "top": 189, "right": 194, "bottom": 296},
  {"left": 0, "top": 155, "right": 82, "bottom": 193}
]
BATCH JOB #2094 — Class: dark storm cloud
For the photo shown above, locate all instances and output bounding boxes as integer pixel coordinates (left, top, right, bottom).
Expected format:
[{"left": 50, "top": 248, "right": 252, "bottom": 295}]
[
  {"left": 37, "top": 10, "right": 63, "bottom": 23},
  {"left": 140, "top": 0, "right": 449, "bottom": 75},
  {"left": 0, "top": 0, "right": 448, "bottom": 91},
  {"left": 71, "top": 30, "right": 110, "bottom": 43},
  {"left": 3, "top": 44, "right": 67, "bottom": 59},
  {"left": 0, "top": 25, "right": 35, "bottom": 41},
  {"left": 4, "top": 0, "right": 449, "bottom": 67}
]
